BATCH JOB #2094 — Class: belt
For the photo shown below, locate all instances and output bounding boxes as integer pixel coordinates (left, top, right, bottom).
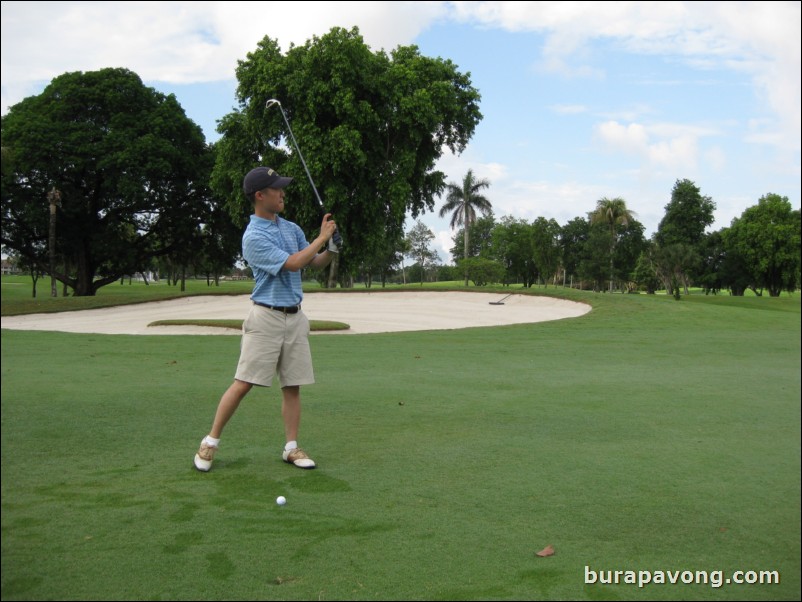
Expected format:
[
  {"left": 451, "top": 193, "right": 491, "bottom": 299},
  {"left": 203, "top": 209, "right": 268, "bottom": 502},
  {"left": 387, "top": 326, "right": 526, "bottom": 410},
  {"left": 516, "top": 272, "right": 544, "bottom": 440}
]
[{"left": 254, "top": 301, "right": 301, "bottom": 314}]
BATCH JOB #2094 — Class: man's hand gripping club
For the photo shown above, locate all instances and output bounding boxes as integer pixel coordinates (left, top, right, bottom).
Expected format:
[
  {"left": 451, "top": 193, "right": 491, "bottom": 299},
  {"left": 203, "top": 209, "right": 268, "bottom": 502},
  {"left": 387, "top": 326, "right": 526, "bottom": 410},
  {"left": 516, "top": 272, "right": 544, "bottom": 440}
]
[
  {"left": 321, "top": 213, "right": 341, "bottom": 253},
  {"left": 320, "top": 213, "right": 340, "bottom": 254}
]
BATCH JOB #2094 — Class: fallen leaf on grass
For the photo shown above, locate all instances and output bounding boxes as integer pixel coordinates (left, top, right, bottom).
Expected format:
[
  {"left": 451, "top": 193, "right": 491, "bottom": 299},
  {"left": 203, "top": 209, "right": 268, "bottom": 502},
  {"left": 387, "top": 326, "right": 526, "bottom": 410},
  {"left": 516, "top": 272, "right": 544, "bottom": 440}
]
[{"left": 536, "top": 545, "right": 555, "bottom": 557}]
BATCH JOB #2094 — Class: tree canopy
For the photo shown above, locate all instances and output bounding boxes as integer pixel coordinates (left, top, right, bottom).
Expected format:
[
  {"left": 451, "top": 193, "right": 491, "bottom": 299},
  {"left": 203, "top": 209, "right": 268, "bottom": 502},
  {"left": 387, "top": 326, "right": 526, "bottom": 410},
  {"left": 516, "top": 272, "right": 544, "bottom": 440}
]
[
  {"left": 1, "top": 68, "right": 214, "bottom": 296},
  {"left": 404, "top": 220, "right": 437, "bottom": 285},
  {"left": 212, "top": 26, "right": 483, "bottom": 286},
  {"left": 590, "top": 197, "right": 636, "bottom": 292},
  {"left": 656, "top": 179, "right": 715, "bottom": 248},
  {"left": 724, "top": 193, "right": 801, "bottom": 296}
]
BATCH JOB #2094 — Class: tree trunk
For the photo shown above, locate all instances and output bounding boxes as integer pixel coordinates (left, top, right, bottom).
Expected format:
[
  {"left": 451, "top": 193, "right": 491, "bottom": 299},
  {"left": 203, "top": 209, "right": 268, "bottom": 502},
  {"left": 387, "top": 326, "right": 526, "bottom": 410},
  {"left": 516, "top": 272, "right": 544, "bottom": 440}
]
[
  {"left": 74, "top": 251, "right": 94, "bottom": 296},
  {"left": 464, "top": 221, "right": 470, "bottom": 286},
  {"left": 48, "top": 187, "right": 61, "bottom": 298},
  {"left": 326, "top": 254, "right": 339, "bottom": 289}
]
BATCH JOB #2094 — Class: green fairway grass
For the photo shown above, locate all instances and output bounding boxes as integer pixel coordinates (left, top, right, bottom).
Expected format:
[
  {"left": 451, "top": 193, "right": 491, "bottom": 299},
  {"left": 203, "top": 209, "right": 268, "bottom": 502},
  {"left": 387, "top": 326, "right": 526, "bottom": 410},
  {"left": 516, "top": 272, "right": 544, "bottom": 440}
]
[
  {"left": 1, "top": 285, "right": 799, "bottom": 600},
  {"left": 0, "top": 276, "right": 256, "bottom": 316}
]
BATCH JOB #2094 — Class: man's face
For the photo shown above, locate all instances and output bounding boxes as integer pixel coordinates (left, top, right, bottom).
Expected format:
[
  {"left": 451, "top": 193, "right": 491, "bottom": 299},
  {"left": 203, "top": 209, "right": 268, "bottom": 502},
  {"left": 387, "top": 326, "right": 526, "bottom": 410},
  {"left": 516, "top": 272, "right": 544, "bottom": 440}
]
[{"left": 256, "top": 187, "right": 285, "bottom": 214}]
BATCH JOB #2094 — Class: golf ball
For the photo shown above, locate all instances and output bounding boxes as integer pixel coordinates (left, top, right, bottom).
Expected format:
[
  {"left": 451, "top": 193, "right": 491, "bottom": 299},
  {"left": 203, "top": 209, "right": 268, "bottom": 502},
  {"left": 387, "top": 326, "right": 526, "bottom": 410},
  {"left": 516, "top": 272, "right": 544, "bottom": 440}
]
[{"left": 276, "top": 496, "right": 286, "bottom": 506}]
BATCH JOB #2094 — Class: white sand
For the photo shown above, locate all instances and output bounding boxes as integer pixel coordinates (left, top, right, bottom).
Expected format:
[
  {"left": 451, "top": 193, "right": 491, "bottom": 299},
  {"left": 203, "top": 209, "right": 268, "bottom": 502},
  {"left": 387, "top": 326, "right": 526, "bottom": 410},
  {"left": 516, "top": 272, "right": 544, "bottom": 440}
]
[{"left": 1, "top": 291, "right": 590, "bottom": 335}]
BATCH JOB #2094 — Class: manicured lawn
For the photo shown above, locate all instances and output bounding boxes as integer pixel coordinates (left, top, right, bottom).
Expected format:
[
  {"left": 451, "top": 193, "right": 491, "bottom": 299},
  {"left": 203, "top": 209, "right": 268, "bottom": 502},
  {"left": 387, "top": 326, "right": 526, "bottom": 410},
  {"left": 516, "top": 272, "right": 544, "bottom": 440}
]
[{"left": 1, "top": 284, "right": 799, "bottom": 600}]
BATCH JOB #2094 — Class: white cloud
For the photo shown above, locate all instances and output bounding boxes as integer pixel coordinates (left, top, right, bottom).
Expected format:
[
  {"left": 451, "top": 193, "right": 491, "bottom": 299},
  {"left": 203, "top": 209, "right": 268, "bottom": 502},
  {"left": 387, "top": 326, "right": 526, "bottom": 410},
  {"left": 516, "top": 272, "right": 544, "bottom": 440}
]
[
  {"left": 3, "top": 1, "right": 797, "bottom": 151},
  {"left": 594, "top": 120, "right": 722, "bottom": 171},
  {"left": 646, "top": 134, "right": 699, "bottom": 171},
  {"left": 0, "top": 0, "right": 446, "bottom": 112},
  {"left": 1, "top": 2, "right": 228, "bottom": 85},
  {"left": 595, "top": 121, "right": 651, "bottom": 155},
  {"left": 489, "top": 178, "right": 606, "bottom": 226},
  {"left": 435, "top": 228, "right": 457, "bottom": 261},
  {"left": 451, "top": 1, "right": 800, "bottom": 150}
]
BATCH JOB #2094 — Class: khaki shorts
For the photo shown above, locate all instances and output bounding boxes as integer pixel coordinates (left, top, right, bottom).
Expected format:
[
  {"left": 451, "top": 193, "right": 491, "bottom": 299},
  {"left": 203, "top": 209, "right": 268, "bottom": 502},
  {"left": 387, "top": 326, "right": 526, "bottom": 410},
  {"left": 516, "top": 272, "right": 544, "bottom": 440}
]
[{"left": 234, "top": 305, "right": 315, "bottom": 388}]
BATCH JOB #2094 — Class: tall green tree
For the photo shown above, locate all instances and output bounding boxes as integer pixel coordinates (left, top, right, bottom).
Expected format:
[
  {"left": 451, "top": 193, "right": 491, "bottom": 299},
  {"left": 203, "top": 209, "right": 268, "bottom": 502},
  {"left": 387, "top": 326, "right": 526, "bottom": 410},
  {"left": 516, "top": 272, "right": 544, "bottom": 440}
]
[
  {"left": 589, "top": 197, "right": 636, "bottom": 292},
  {"left": 614, "top": 219, "right": 648, "bottom": 291},
  {"left": 653, "top": 179, "right": 716, "bottom": 292},
  {"left": 405, "top": 220, "right": 437, "bottom": 286},
  {"left": 577, "top": 222, "right": 611, "bottom": 291},
  {"left": 559, "top": 217, "right": 590, "bottom": 287},
  {"left": 696, "top": 231, "right": 726, "bottom": 295},
  {"left": 531, "top": 217, "right": 562, "bottom": 287},
  {"left": 715, "top": 227, "right": 753, "bottom": 296},
  {"left": 655, "top": 179, "right": 716, "bottom": 248},
  {"left": 724, "top": 194, "right": 800, "bottom": 296},
  {"left": 632, "top": 244, "right": 661, "bottom": 294},
  {"left": 1, "top": 68, "right": 211, "bottom": 296},
  {"left": 438, "top": 169, "right": 492, "bottom": 285},
  {"left": 213, "top": 26, "right": 482, "bottom": 287},
  {"left": 491, "top": 216, "right": 537, "bottom": 287}
]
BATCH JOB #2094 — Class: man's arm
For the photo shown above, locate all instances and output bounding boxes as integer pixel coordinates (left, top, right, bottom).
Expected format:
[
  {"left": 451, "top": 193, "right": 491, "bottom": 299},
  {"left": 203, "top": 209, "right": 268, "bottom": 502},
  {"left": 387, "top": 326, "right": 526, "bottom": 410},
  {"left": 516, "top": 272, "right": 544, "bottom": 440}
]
[
  {"left": 283, "top": 214, "right": 337, "bottom": 272},
  {"left": 308, "top": 248, "right": 335, "bottom": 270}
]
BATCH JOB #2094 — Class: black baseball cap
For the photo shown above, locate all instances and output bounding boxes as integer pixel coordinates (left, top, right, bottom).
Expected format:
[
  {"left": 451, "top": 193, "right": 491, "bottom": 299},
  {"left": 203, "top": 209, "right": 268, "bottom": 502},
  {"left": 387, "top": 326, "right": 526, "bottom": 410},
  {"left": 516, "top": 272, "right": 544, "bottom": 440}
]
[{"left": 243, "top": 167, "right": 293, "bottom": 194}]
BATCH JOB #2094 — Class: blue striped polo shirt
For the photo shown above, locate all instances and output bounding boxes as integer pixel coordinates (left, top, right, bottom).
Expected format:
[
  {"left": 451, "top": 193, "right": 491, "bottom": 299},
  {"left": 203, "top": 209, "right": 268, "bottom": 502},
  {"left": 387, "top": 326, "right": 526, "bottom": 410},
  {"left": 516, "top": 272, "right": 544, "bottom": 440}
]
[{"left": 242, "top": 214, "right": 309, "bottom": 306}]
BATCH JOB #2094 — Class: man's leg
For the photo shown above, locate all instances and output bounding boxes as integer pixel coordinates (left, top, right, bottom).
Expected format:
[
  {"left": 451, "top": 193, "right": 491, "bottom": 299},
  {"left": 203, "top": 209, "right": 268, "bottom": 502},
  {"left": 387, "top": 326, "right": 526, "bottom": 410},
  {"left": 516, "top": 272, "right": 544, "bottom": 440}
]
[
  {"left": 194, "top": 379, "right": 253, "bottom": 471},
  {"left": 281, "top": 385, "right": 315, "bottom": 468},
  {"left": 210, "top": 379, "right": 253, "bottom": 438},
  {"left": 281, "top": 385, "right": 301, "bottom": 443}
]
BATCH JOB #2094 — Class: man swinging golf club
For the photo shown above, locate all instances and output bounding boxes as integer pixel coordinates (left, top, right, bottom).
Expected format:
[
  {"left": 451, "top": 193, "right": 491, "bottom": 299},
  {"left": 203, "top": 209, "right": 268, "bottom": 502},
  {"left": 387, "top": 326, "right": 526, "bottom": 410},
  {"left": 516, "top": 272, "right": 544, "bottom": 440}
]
[{"left": 193, "top": 166, "right": 339, "bottom": 472}]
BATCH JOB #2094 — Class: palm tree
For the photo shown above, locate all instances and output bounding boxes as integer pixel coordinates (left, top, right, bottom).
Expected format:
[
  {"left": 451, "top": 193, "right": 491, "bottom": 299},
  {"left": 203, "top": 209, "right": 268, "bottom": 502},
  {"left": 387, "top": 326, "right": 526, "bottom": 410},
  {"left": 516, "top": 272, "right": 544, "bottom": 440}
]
[
  {"left": 438, "top": 169, "right": 492, "bottom": 285},
  {"left": 590, "top": 197, "right": 636, "bottom": 293}
]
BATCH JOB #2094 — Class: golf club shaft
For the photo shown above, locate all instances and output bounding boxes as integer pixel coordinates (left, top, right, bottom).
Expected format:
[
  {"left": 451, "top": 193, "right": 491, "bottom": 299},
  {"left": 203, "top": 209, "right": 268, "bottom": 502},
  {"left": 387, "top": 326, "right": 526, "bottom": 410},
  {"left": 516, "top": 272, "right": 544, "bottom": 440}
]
[
  {"left": 266, "top": 99, "right": 324, "bottom": 210},
  {"left": 266, "top": 99, "right": 341, "bottom": 247}
]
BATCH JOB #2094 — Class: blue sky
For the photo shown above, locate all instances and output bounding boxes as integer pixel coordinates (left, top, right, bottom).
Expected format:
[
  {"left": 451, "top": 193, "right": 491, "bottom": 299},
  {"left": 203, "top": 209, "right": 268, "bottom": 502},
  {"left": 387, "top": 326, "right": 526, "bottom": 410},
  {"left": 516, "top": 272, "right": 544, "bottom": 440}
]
[{"left": 2, "top": 1, "right": 799, "bottom": 262}]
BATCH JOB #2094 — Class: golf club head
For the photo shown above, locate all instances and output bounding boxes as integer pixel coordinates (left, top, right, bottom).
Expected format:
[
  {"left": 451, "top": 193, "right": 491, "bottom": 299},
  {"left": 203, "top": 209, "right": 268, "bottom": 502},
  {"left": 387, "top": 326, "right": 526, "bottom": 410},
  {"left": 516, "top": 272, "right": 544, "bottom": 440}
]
[{"left": 265, "top": 98, "right": 282, "bottom": 109}]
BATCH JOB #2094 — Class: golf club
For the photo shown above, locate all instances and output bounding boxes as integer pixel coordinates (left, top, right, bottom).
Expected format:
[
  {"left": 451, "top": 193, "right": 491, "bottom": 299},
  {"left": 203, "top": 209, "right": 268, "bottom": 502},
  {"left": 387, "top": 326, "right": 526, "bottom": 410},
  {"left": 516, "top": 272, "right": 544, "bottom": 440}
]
[
  {"left": 265, "top": 99, "right": 341, "bottom": 245},
  {"left": 265, "top": 99, "right": 323, "bottom": 207}
]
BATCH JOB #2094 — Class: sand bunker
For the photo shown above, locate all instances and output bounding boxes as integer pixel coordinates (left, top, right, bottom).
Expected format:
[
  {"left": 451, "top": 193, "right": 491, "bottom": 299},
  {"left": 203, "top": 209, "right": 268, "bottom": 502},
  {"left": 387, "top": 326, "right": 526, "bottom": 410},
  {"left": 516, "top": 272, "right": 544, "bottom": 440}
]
[{"left": 1, "top": 291, "right": 590, "bottom": 335}]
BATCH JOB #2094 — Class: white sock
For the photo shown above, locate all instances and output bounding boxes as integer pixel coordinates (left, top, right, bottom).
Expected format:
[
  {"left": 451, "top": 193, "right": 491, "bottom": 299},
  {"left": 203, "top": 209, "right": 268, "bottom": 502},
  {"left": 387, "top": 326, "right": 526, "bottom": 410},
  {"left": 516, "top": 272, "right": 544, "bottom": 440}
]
[
  {"left": 285, "top": 440, "right": 298, "bottom": 452},
  {"left": 203, "top": 436, "right": 220, "bottom": 448}
]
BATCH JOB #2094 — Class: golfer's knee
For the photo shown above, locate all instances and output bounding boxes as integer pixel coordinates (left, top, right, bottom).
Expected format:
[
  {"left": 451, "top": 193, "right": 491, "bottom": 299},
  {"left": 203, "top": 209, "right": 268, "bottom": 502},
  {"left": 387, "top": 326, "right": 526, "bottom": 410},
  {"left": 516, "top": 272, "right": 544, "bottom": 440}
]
[{"left": 232, "top": 379, "right": 254, "bottom": 395}]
